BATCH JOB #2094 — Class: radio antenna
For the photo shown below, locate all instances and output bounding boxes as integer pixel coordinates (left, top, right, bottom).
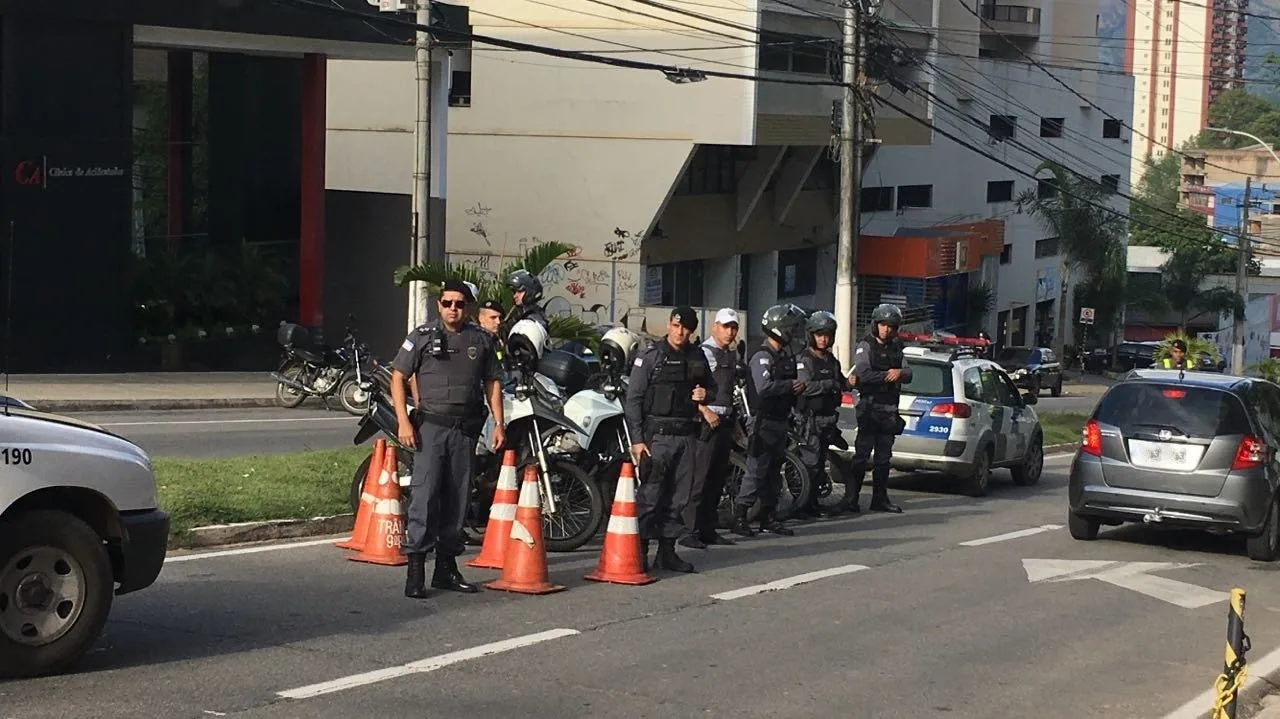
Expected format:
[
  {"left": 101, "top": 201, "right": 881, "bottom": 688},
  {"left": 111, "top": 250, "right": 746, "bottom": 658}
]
[{"left": 3, "top": 221, "right": 12, "bottom": 416}]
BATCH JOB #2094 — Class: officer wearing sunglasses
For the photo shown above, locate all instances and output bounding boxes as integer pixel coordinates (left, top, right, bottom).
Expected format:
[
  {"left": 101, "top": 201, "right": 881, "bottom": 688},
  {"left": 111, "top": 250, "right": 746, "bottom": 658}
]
[{"left": 390, "top": 280, "right": 505, "bottom": 599}]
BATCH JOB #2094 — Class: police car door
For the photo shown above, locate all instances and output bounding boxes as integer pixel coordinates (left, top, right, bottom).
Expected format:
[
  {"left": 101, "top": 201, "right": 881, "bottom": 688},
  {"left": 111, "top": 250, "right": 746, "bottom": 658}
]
[
  {"left": 990, "top": 366, "right": 1032, "bottom": 462},
  {"left": 976, "top": 365, "right": 1013, "bottom": 460},
  {"left": 960, "top": 366, "right": 994, "bottom": 442}
]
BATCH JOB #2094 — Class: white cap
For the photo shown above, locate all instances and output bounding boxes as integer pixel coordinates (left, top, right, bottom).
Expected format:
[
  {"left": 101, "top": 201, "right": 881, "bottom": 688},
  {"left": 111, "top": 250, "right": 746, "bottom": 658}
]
[{"left": 714, "top": 308, "right": 740, "bottom": 326}]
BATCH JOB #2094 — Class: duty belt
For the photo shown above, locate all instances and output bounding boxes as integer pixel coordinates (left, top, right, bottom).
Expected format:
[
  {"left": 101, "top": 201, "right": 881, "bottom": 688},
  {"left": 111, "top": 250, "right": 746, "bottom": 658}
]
[
  {"left": 646, "top": 418, "right": 699, "bottom": 436},
  {"left": 417, "top": 410, "right": 469, "bottom": 429}
]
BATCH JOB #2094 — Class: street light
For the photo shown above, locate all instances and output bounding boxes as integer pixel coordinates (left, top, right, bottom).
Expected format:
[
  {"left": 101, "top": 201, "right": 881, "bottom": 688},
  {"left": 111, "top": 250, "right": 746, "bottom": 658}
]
[{"left": 1205, "top": 126, "right": 1278, "bottom": 375}]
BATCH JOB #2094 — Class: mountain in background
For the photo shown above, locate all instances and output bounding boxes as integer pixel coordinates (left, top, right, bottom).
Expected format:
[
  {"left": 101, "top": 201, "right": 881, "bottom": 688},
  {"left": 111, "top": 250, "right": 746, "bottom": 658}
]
[{"left": 1246, "top": 8, "right": 1280, "bottom": 103}]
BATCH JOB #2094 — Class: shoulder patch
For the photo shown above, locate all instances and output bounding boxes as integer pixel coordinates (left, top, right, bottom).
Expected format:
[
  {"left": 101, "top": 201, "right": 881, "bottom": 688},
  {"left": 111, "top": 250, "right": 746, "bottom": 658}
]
[
  {"left": 401, "top": 338, "right": 415, "bottom": 352},
  {"left": 856, "top": 346, "right": 866, "bottom": 355},
  {"left": 795, "top": 361, "right": 806, "bottom": 370},
  {"left": 414, "top": 323, "right": 431, "bottom": 334},
  {"left": 758, "top": 357, "right": 770, "bottom": 365},
  {"left": 633, "top": 357, "right": 644, "bottom": 367}
]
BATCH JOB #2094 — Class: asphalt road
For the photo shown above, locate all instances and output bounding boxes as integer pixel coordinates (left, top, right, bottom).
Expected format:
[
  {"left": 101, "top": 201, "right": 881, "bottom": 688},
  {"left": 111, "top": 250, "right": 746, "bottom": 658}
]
[
  {"left": 69, "top": 391, "right": 1104, "bottom": 460},
  {"left": 5, "top": 454, "right": 1277, "bottom": 718}
]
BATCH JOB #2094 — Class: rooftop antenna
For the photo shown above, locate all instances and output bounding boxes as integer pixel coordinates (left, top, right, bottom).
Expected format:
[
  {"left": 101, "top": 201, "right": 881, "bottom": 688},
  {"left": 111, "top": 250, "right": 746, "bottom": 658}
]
[{"left": 4, "top": 221, "right": 12, "bottom": 416}]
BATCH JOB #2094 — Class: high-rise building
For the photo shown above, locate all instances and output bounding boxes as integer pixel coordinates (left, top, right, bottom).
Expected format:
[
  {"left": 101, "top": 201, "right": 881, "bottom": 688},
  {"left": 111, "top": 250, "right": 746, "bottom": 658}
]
[{"left": 1126, "top": 0, "right": 1248, "bottom": 183}]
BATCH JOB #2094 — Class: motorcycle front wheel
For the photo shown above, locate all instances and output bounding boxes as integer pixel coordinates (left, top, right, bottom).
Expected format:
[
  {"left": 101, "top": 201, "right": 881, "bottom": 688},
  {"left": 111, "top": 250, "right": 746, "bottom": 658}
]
[{"left": 337, "top": 376, "right": 370, "bottom": 416}]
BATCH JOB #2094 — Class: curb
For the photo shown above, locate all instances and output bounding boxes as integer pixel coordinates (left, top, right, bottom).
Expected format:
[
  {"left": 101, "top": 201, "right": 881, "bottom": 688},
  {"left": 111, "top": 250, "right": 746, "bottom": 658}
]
[
  {"left": 170, "top": 513, "right": 355, "bottom": 550},
  {"left": 27, "top": 397, "right": 280, "bottom": 413},
  {"left": 1045, "top": 443, "right": 1077, "bottom": 455}
]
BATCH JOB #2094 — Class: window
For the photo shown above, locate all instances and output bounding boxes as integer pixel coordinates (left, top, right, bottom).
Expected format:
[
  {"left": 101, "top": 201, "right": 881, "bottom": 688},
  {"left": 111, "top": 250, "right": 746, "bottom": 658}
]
[
  {"left": 1100, "top": 174, "right": 1120, "bottom": 193},
  {"left": 673, "top": 145, "right": 751, "bottom": 195},
  {"left": 759, "top": 33, "right": 838, "bottom": 76},
  {"left": 990, "top": 369, "right": 1024, "bottom": 407},
  {"left": 1000, "top": 243, "right": 1012, "bottom": 264},
  {"left": 1103, "top": 118, "right": 1123, "bottom": 138},
  {"left": 902, "top": 361, "right": 951, "bottom": 397},
  {"left": 962, "top": 367, "right": 987, "bottom": 403},
  {"left": 897, "top": 184, "right": 933, "bottom": 209},
  {"left": 1037, "top": 177, "right": 1058, "bottom": 199},
  {"left": 1093, "top": 384, "right": 1251, "bottom": 439},
  {"left": 1039, "top": 117, "right": 1065, "bottom": 138},
  {"left": 448, "top": 70, "right": 472, "bottom": 107},
  {"left": 777, "top": 247, "right": 817, "bottom": 298},
  {"left": 987, "top": 180, "right": 1014, "bottom": 202},
  {"left": 655, "top": 260, "right": 704, "bottom": 306},
  {"left": 860, "top": 186, "right": 894, "bottom": 212},
  {"left": 1035, "top": 237, "right": 1060, "bottom": 258},
  {"left": 989, "top": 114, "right": 1017, "bottom": 141}
]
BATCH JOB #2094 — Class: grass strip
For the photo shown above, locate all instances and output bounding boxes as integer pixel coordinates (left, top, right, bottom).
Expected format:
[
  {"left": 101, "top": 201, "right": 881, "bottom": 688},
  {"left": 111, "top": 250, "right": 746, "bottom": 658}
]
[{"left": 1038, "top": 411, "right": 1088, "bottom": 447}]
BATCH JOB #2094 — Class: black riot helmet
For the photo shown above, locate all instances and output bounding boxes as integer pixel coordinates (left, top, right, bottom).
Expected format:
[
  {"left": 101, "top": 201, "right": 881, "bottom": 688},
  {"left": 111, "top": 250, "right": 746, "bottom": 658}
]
[
  {"left": 870, "top": 303, "right": 904, "bottom": 333},
  {"left": 761, "top": 303, "right": 807, "bottom": 344},
  {"left": 806, "top": 310, "right": 837, "bottom": 346},
  {"left": 506, "top": 269, "right": 544, "bottom": 306}
]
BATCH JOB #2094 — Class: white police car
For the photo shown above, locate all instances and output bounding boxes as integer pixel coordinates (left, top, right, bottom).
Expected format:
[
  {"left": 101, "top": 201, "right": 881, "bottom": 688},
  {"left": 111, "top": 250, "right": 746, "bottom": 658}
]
[{"left": 836, "top": 340, "right": 1045, "bottom": 496}]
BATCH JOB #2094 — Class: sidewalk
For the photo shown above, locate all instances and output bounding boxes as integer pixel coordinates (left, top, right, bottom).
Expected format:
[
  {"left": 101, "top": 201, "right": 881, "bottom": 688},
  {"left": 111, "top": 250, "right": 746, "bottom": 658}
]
[{"left": 5, "top": 372, "right": 279, "bottom": 412}]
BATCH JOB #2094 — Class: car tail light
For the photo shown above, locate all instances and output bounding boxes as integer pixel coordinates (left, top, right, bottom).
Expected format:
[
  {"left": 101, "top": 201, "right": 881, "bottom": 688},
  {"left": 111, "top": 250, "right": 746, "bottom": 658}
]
[
  {"left": 930, "top": 402, "right": 971, "bottom": 418},
  {"left": 1233, "top": 435, "right": 1267, "bottom": 470},
  {"left": 1162, "top": 388, "right": 1186, "bottom": 399},
  {"left": 1081, "top": 419, "right": 1102, "bottom": 456}
]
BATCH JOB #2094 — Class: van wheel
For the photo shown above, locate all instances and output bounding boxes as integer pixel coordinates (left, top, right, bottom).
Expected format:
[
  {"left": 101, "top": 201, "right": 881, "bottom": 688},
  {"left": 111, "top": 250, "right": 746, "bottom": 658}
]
[
  {"left": 1246, "top": 497, "right": 1280, "bottom": 562},
  {"left": 1011, "top": 433, "right": 1043, "bottom": 487},
  {"left": 0, "top": 510, "right": 114, "bottom": 679},
  {"left": 964, "top": 448, "right": 992, "bottom": 497},
  {"left": 1068, "top": 510, "right": 1100, "bottom": 541}
]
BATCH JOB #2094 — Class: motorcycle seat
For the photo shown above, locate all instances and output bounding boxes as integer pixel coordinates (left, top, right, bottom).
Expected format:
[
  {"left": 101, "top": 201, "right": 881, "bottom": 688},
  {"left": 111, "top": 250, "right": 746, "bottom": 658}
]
[{"left": 294, "top": 348, "right": 328, "bottom": 364}]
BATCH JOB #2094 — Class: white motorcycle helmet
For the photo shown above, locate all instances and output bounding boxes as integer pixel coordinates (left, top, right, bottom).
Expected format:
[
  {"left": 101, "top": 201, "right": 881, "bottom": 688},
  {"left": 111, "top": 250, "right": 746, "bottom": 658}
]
[
  {"left": 507, "top": 318, "right": 548, "bottom": 369},
  {"left": 461, "top": 281, "right": 479, "bottom": 304},
  {"left": 599, "top": 327, "right": 642, "bottom": 376}
]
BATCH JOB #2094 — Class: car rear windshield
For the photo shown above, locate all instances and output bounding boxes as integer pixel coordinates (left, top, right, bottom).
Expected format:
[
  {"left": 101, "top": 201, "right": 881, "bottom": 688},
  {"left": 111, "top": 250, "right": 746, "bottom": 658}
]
[
  {"left": 901, "top": 361, "right": 952, "bottom": 398},
  {"left": 997, "top": 348, "right": 1034, "bottom": 365},
  {"left": 1094, "top": 383, "right": 1252, "bottom": 438}
]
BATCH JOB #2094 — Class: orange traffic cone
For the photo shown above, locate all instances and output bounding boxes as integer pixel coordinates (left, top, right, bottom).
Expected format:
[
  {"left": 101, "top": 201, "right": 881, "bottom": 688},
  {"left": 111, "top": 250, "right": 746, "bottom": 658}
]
[
  {"left": 337, "top": 439, "right": 387, "bottom": 551},
  {"left": 348, "top": 448, "right": 408, "bottom": 567},
  {"left": 467, "top": 449, "right": 520, "bottom": 570},
  {"left": 485, "top": 466, "right": 565, "bottom": 595},
  {"left": 586, "top": 461, "right": 657, "bottom": 586}
]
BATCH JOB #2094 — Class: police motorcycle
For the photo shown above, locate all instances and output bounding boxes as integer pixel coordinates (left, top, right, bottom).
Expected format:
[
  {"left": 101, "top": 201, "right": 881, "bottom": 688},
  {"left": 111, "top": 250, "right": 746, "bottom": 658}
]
[
  {"left": 271, "top": 315, "right": 389, "bottom": 416},
  {"left": 348, "top": 319, "right": 605, "bottom": 552}
]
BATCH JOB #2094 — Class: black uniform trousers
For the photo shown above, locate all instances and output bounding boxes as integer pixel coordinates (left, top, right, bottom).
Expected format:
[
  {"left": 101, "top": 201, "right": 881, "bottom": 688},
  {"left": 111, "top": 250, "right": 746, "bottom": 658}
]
[
  {"left": 797, "top": 414, "right": 840, "bottom": 487},
  {"left": 403, "top": 418, "right": 475, "bottom": 558},
  {"left": 850, "top": 407, "right": 897, "bottom": 493},
  {"left": 685, "top": 419, "right": 734, "bottom": 538},
  {"left": 637, "top": 423, "right": 699, "bottom": 541},
  {"left": 737, "top": 416, "right": 789, "bottom": 509}
]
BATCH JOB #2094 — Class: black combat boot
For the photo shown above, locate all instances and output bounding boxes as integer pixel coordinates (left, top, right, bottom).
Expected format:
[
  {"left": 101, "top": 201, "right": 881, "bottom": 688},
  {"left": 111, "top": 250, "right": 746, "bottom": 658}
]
[
  {"left": 431, "top": 554, "right": 480, "bottom": 593},
  {"left": 730, "top": 504, "right": 756, "bottom": 537},
  {"left": 405, "top": 553, "right": 429, "bottom": 599},
  {"left": 678, "top": 533, "right": 707, "bottom": 549},
  {"left": 759, "top": 508, "right": 795, "bottom": 536},
  {"left": 655, "top": 538, "right": 695, "bottom": 573},
  {"left": 701, "top": 530, "right": 736, "bottom": 546},
  {"left": 868, "top": 470, "right": 902, "bottom": 513}
]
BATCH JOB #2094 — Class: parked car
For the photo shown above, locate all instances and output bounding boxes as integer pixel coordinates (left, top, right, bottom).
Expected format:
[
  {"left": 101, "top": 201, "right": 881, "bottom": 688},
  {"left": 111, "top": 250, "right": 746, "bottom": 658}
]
[
  {"left": 1067, "top": 370, "right": 1280, "bottom": 561},
  {"left": 0, "top": 406, "right": 169, "bottom": 677},
  {"left": 1111, "top": 341, "right": 1160, "bottom": 372},
  {"left": 994, "top": 346, "right": 1063, "bottom": 397},
  {"left": 837, "top": 342, "right": 1046, "bottom": 497}
]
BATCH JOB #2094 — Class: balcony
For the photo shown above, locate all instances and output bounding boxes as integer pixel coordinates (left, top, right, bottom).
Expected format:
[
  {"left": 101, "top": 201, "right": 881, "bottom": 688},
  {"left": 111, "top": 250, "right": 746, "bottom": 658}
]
[{"left": 980, "top": 3, "right": 1041, "bottom": 37}]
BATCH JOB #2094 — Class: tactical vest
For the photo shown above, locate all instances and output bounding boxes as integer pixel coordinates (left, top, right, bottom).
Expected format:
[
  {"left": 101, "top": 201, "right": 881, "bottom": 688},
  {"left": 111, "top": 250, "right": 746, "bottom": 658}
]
[
  {"left": 796, "top": 350, "right": 841, "bottom": 416},
  {"left": 415, "top": 322, "right": 487, "bottom": 416},
  {"left": 747, "top": 343, "right": 797, "bottom": 421},
  {"left": 644, "top": 343, "right": 704, "bottom": 420},
  {"left": 702, "top": 339, "right": 737, "bottom": 411},
  {"left": 860, "top": 335, "right": 905, "bottom": 407}
]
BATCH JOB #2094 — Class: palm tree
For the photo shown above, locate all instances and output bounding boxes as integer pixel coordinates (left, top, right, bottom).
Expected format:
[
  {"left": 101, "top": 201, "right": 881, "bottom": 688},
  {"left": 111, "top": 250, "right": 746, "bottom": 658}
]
[
  {"left": 1016, "top": 161, "right": 1127, "bottom": 360},
  {"left": 394, "top": 241, "right": 601, "bottom": 351},
  {"left": 1154, "top": 330, "right": 1221, "bottom": 366}
]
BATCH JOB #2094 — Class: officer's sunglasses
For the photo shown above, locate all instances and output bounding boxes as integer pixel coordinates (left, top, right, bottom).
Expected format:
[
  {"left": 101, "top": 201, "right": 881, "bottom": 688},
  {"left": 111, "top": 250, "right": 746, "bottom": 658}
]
[{"left": 439, "top": 299, "right": 467, "bottom": 309}]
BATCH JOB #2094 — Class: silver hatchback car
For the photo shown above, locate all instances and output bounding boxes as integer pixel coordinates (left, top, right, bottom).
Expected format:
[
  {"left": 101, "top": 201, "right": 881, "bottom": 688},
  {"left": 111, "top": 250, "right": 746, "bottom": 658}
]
[{"left": 1067, "top": 370, "right": 1279, "bottom": 561}]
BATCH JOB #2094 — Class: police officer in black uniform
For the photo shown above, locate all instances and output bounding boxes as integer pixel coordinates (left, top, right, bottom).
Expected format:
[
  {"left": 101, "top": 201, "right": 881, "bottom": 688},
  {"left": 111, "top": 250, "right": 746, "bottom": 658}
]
[
  {"left": 624, "top": 306, "right": 715, "bottom": 573},
  {"left": 391, "top": 280, "right": 506, "bottom": 599},
  {"left": 848, "top": 303, "right": 911, "bottom": 514},
  {"left": 733, "top": 303, "right": 807, "bottom": 537},
  {"left": 793, "top": 311, "right": 853, "bottom": 519},
  {"left": 502, "top": 269, "right": 548, "bottom": 337}
]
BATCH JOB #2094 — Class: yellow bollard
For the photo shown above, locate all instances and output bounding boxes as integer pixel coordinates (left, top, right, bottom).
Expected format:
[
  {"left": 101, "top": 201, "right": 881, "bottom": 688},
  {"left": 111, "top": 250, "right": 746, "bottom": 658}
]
[{"left": 1212, "top": 588, "right": 1249, "bottom": 719}]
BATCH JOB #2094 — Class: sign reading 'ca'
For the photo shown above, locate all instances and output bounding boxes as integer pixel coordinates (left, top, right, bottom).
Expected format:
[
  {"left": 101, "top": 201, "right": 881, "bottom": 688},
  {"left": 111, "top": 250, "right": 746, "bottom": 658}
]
[{"left": 13, "top": 156, "right": 126, "bottom": 190}]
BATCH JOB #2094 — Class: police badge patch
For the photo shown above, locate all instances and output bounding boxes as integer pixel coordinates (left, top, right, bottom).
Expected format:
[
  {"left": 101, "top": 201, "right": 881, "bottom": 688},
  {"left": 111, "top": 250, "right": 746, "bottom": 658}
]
[{"left": 468, "top": 345, "right": 479, "bottom": 360}]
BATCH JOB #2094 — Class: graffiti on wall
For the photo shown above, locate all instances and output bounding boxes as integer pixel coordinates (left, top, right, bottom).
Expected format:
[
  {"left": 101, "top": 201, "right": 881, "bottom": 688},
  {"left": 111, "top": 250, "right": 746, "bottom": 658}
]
[
  {"left": 464, "top": 202, "right": 492, "bottom": 246},
  {"left": 604, "top": 227, "right": 644, "bottom": 262}
]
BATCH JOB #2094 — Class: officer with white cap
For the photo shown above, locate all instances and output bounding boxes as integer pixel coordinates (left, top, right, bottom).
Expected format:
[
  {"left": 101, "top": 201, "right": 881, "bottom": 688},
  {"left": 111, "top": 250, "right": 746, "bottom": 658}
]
[{"left": 680, "top": 308, "right": 742, "bottom": 549}]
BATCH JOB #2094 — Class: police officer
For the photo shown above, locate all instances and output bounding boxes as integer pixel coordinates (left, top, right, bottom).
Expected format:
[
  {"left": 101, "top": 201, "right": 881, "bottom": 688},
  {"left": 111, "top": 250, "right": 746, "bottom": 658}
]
[
  {"left": 733, "top": 303, "right": 807, "bottom": 537},
  {"left": 793, "top": 311, "right": 852, "bottom": 519},
  {"left": 502, "top": 269, "right": 548, "bottom": 337},
  {"left": 680, "top": 308, "right": 741, "bottom": 550},
  {"left": 1158, "top": 339, "right": 1192, "bottom": 370},
  {"left": 391, "top": 280, "right": 506, "bottom": 599},
  {"left": 625, "top": 306, "right": 715, "bottom": 573},
  {"left": 848, "top": 303, "right": 911, "bottom": 514}
]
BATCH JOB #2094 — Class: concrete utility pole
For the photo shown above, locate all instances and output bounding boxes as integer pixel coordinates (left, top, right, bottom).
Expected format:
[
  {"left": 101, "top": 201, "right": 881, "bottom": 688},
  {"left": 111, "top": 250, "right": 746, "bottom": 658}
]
[
  {"left": 408, "top": 0, "right": 433, "bottom": 331},
  {"left": 833, "top": 0, "right": 863, "bottom": 367},
  {"left": 1233, "top": 176, "right": 1252, "bottom": 375}
]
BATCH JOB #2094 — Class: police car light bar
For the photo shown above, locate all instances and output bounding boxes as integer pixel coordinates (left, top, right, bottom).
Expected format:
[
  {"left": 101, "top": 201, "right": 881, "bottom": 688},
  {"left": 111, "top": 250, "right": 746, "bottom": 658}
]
[{"left": 899, "top": 331, "right": 991, "bottom": 347}]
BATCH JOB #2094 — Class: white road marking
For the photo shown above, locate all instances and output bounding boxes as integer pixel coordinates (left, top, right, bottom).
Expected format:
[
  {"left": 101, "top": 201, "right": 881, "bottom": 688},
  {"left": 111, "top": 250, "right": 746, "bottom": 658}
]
[
  {"left": 1162, "top": 642, "right": 1280, "bottom": 719},
  {"left": 904, "top": 496, "right": 950, "bottom": 504},
  {"left": 959, "top": 524, "right": 1063, "bottom": 547},
  {"left": 1022, "top": 559, "right": 1228, "bottom": 609},
  {"left": 166, "top": 537, "right": 339, "bottom": 563},
  {"left": 710, "top": 564, "right": 870, "bottom": 601},
  {"left": 101, "top": 417, "right": 352, "bottom": 427},
  {"left": 276, "top": 628, "right": 581, "bottom": 699}
]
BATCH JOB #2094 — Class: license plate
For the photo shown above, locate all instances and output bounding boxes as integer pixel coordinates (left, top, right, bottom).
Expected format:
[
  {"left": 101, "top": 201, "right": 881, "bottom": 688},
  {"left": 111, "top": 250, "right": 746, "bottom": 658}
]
[{"left": 1128, "top": 439, "right": 1204, "bottom": 471}]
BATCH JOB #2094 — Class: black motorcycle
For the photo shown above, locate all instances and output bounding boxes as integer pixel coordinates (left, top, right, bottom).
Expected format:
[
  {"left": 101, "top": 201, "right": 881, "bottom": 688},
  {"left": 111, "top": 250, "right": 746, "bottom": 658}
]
[{"left": 271, "top": 316, "right": 388, "bottom": 416}]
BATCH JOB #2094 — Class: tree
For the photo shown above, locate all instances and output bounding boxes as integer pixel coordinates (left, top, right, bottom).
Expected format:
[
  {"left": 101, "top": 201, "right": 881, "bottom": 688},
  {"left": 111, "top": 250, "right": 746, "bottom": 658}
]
[
  {"left": 1128, "top": 153, "right": 1220, "bottom": 250},
  {"left": 1195, "top": 89, "right": 1277, "bottom": 148},
  {"left": 1016, "top": 162, "right": 1127, "bottom": 359},
  {"left": 395, "top": 241, "right": 601, "bottom": 350},
  {"left": 1137, "top": 234, "right": 1244, "bottom": 333}
]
